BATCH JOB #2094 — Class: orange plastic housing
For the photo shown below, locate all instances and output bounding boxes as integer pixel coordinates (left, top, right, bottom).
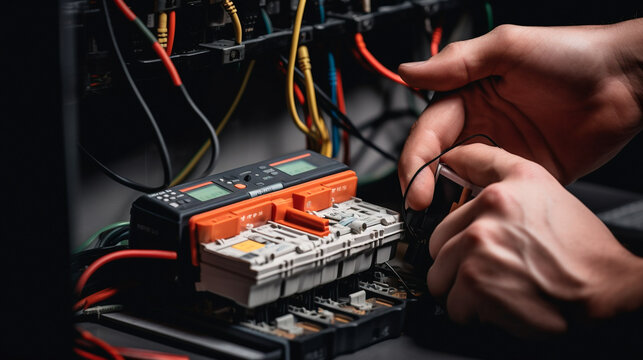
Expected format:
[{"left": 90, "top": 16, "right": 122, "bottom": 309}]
[{"left": 189, "top": 170, "right": 358, "bottom": 266}]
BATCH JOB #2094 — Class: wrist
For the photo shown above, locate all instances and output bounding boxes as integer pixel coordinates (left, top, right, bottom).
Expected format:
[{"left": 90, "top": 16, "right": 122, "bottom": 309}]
[{"left": 584, "top": 251, "right": 643, "bottom": 321}]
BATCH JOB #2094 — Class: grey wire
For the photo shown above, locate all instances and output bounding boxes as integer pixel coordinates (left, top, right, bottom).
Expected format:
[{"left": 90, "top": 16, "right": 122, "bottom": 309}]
[{"left": 81, "top": 0, "right": 173, "bottom": 193}]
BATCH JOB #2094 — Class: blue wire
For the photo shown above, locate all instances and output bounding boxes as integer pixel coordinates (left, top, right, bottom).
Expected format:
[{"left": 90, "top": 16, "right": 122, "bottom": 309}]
[
  {"left": 328, "top": 52, "right": 340, "bottom": 157},
  {"left": 319, "top": 0, "right": 326, "bottom": 23},
  {"left": 320, "top": 0, "right": 339, "bottom": 157}
]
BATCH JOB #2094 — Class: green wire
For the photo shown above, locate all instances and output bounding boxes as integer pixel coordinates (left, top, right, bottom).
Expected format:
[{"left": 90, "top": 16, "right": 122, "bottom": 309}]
[
  {"left": 484, "top": 2, "right": 494, "bottom": 31},
  {"left": 260, "top": 8, "right": 273, "bottom": 34},
  {"left": 73, "top": 221, "right": 130, "bottom": 254}
]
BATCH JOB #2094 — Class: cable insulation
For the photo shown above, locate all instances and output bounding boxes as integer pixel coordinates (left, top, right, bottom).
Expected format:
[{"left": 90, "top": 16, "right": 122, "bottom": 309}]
[
  {"left": 74, "top": 249, "right": 177, "bottom": 297},
  {"left": 286, "top": 0, "right": 320, "bottom": 142},
  {"left": 354, "top": 33, "right": 409, "bottom": 87},
  {"left": 431, "top": 26, "right": 443, "bottom": 56},
  {"left": 83, "top": 0, "right": 174, "bottom": 193},
  {"left": 166, "top": 11, "right": 176, "bottom": 55}
]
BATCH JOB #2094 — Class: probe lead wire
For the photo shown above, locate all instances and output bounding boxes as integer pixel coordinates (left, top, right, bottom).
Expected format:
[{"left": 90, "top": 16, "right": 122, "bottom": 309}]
[{"left": 402, "top": 134, "right": 499, "bottom": 240}]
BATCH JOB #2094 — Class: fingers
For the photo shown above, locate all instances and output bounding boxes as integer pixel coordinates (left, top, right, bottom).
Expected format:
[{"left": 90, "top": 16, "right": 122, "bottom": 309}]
[
  {"left": 398, "top": 26, "right": 514, "bottom": 91},
  {"left": 428, "top": 198, "right": 478, "bottom": 260},
  {"left": 428, "top": 218, "right": 498, "bottom": 299},
  {"left": 398, "top": 95, "right": 465, "bottom": 210}
]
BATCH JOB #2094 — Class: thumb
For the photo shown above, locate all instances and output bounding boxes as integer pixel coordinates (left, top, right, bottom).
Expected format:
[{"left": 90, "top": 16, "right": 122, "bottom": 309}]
[
  {"left": 440, "top": 143, "right": 534, "bottom": 187},
  {"left": 398, "top": 26, "right": 513, "bottom": 91}
]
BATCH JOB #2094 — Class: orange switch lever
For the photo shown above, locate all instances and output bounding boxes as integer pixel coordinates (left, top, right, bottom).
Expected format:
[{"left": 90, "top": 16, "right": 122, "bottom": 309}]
[{"left": 277, "top": 208, "right": 329, "bottom": 237}]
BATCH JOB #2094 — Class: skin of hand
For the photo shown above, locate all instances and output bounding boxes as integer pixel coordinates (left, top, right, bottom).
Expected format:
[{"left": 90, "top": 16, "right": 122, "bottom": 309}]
[
  {"left": 397, "top": 19, "right": 643, "bottom": 211},
  {"left": 427, "top": 144, "right": 643, "bottom": 338}
]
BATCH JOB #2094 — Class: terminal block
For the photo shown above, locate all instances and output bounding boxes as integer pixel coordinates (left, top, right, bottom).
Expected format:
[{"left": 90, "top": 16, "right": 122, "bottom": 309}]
[{"left": 196, "top": 198, "right": 403, "bottom": 307}]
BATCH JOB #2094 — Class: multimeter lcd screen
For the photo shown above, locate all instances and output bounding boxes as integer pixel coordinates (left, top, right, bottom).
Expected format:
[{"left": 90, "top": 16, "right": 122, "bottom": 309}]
[
  {"left": 274, "top": 159, "right": 317, "bottom": 176},
  {"left": 186, "top": 183, "right": 231, "bottom": 201}
]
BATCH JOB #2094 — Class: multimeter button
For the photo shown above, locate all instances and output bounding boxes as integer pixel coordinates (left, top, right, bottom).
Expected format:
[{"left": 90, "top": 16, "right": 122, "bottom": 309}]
[
  {"left": 262, "top": 176, "right": 273, "bottom": 180},
  {"left": 184, "top": 199, "right": 191, "bottom": 203},
  {"left": 255, "top": 182, "right": 265, "bottom": 187},
  {"left": 270, "top": 171, "right": 278, "bottom": 176},
  {"left": 178, "top": 200, "right": 185, "bottom": 204},
  {"left": 163, "top": 198, "right": 169, "bottom": 202},
  {"left": 169, "top": 202, "right": 179, "bottom": 208},
  {"left": 234, "top": 183, "right": 247, "bottom": 189},
  {"left": 258, "top": 165, "right": 267, "bottom": 170},
  {"left": 171, "top": 192, "right": 177, "bottom": 195},
  {"left": 170, "top": 196, "right": 176, "bottom": 200},
  {"left": 263, "top": 169, "right": 272, "bottom": 173},
  {"left": 163, "top": 194, "right": 169, "bottom": 197},
  {"left": 156, "top": 196, "right": 163, "bottom": 200}
]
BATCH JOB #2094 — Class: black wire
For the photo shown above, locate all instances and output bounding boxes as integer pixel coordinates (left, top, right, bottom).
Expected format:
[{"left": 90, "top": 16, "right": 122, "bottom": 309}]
[
  {"left": 179, "top": 84, "right": 220, "bottom": 176},
  {"left": 383, "top": 261, "right": 417, "bottom": 298},
  {"left": 80, "top": 0, "right": 173, "bottom": 193},
  {"left": 280, "top": 55, "right": 401, "bottom": 162},
  {"left": 402, "top": 134, "right": 499, "bottom": 240}
]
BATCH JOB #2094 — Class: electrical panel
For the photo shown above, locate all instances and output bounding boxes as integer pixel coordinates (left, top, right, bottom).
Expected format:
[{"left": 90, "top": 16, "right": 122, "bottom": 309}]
[{"left": 72, "top": 0, "right": 495, "bottom": 359}]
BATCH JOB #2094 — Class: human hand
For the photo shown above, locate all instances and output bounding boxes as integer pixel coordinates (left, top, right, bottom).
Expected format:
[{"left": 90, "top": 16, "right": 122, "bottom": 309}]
[
  {"left": 398, "top": 19, "right": 643, "bottom": 210},
  {"left": 428, "top": 144, "right": 643, "bottom": 337}
]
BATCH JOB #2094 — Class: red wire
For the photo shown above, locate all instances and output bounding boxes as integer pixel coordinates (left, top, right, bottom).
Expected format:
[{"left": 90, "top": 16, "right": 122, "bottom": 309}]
[
  {"left": 73, "top": 287, "right": 120, "bottom": 312},
  {"left": 113, "top": 0, "right": 182, "bottom": 86},
  {"left": 335, "top": 68, "right": 350, "bottom": 165},
  {"left": 152, "top": 42, "right": 182, "bottom": 86},
  {"left": 278, "top": 60, "right": 306, "bottom": 105},
  {"left": 79, "top": 329, "right": 126, "bottom": 360},
  {"left": 431, "top": 26, "right": 443, "bottom": 56},
  {"left": 354, "top": 33, "right": 410, "bottom": 88},
  {"left": 114, "top": 347, "right": 190, "bottom": 360},
  {"left": 113, "top": 0, "right": 135, "bottom": 21},
  {"left": 75, "top": 348, "right": 109, "bottom": 360},
  {"left": 166, "top": 11, "right": 176, "bottom": 56},
  {"left": 294, "top": 84, "right": 306, "bottom": 106},
  {"left": 74, "top": 249, "right": 177, "bottom": 297}
]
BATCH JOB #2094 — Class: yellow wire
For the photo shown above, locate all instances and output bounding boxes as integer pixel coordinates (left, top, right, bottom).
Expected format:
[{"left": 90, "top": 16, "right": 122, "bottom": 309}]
[
  {"left": 298, "top": 46, "right": 331, "bottom": 157},
  {"left": 286, "top": 0, "right": 319, "bottom": 141},
  {"left": 222, "top": 0, "right": 243, "bottom": 45},
  {"left": 230, "top": 13, "right": 242, "bottom": 44}
]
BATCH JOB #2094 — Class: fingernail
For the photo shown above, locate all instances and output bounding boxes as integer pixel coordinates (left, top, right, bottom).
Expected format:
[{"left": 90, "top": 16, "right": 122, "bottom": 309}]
[{"left": 400, "top": 61, "right": 426, "bottom": 69}]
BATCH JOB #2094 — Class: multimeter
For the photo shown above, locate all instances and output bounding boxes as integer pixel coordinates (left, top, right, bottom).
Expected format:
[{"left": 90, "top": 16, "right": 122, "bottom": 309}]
[{"left": 130, "top": 151, "right": 349, "bottom": 276}]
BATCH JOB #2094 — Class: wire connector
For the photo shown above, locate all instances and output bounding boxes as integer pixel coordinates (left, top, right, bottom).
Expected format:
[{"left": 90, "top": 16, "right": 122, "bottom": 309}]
[
  {"left": 297, "top": 46, "right": 312, "bottom": 72},
  {"left": 222, "top": 0, "right": 237, "bottom": 16},
  {"left": 157, "top": 12, "right": 168, "bottom": 48}
]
